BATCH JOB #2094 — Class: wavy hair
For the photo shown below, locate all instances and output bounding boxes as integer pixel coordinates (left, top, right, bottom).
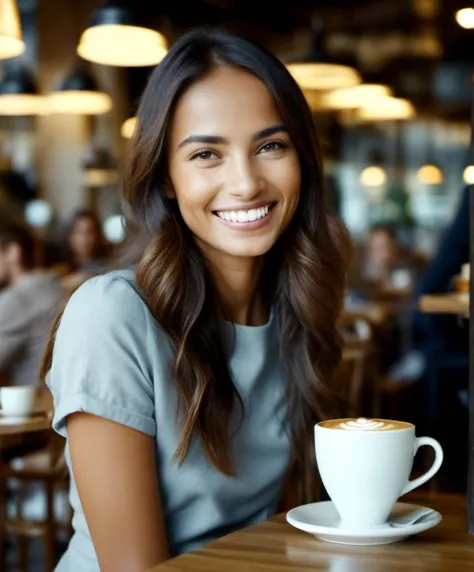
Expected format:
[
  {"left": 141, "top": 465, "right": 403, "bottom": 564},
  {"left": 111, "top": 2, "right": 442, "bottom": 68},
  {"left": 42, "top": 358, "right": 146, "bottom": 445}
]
[{"left": 42, "top": 28, "right": 350, "bottom": 502}]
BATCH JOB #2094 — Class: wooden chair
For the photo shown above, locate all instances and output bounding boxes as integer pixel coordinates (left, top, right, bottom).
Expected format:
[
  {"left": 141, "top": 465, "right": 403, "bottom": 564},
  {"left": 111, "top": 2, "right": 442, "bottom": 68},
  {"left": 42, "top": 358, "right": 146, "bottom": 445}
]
[
  {"left": 337, "top": 316, "right": 379, "bottom": 418},
  {"left": 0, "top": 434, "right": 72, "bottom": 572}
]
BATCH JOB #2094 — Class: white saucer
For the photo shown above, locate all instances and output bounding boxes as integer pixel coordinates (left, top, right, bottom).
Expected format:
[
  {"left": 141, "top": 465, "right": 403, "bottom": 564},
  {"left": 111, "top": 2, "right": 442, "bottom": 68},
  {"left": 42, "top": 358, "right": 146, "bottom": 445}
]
[{"left": 286, "top": 501, "right": 441, "bottom": 546}]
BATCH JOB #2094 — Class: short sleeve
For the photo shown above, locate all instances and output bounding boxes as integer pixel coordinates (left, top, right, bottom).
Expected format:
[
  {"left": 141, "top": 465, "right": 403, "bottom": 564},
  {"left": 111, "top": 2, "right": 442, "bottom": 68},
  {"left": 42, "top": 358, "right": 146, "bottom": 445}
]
[{"left": 47, "top": 274, "right": 156, "bottom": 438}]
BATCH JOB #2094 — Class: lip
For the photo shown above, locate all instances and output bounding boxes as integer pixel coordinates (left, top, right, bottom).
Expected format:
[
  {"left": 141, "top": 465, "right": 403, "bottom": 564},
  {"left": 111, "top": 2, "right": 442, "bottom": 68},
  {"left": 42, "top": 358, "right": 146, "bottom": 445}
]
[{"left": 213, "top": 203, "right": 276, "bottom": 232}]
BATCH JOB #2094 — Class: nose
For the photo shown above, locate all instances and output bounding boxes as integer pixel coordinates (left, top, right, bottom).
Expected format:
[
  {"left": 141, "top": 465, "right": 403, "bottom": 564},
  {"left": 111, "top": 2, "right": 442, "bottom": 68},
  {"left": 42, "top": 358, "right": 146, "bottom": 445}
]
[{"left": 227, "top": 154, "right": 263, "bottom": 199}]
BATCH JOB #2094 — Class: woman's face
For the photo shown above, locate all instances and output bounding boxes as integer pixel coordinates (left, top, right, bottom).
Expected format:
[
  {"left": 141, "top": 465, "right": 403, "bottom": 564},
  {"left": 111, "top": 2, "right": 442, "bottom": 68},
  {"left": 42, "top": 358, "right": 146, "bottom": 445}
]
[
  {"left": 167, "top": 65, "right": 301, "bottom": 263},
  {"left": 69, "top": 216, "right": 99, "bottom": 261}
]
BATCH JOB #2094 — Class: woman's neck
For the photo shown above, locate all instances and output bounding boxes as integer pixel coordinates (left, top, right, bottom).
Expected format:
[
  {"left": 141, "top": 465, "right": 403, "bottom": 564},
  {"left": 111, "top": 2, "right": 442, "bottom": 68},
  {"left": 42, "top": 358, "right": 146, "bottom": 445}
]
[{"left": 200, "top": 244, "right": 268, "bottom": 326}]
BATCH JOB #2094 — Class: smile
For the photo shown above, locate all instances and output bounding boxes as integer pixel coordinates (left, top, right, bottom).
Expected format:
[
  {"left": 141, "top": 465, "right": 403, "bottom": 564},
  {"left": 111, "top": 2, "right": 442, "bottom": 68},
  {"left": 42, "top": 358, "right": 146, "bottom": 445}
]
[{"left": 214, "top": 203, "right": 275, "bottom": 224}]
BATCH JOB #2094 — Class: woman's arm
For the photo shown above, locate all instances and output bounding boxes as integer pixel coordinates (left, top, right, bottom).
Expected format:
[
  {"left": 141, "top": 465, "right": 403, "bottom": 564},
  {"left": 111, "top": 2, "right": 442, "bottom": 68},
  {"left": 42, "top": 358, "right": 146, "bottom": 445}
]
[{"left": 67, "top": 413, "right": 169, "bottom": 572}]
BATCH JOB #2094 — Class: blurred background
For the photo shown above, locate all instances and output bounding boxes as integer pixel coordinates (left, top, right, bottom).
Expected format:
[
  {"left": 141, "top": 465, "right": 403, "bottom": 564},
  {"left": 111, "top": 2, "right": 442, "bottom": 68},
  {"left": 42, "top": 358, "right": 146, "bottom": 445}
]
[
  {"left": 0, "top": 1, "right": 472, "bottom": 570},
  {"left": 1, "top": 0, "right": 473, "bottom": 250}
]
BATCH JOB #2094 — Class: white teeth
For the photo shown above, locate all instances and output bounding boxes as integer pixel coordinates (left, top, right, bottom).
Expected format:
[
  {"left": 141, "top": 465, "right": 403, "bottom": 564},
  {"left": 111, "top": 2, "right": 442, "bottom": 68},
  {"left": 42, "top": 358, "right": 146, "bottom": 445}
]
[{"left": 216, "top": 204, "right": 273, "bottom": 223}]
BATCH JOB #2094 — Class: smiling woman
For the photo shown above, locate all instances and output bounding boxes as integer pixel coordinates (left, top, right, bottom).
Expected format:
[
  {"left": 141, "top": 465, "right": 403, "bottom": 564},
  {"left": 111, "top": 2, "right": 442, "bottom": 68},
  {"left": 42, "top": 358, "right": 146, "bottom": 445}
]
[
  {"left": 41, "top": 28, "right": 351, "bottom": 572},
  {"left": 167, "top": 66, "right": 300, "bottom": 263}
]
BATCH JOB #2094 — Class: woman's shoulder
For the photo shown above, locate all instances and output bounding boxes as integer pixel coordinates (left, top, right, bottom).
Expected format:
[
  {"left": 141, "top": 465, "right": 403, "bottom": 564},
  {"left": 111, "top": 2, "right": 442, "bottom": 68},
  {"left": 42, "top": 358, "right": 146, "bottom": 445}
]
[{"left": 63, "top": 268, "right": 150, "bottom": 326}]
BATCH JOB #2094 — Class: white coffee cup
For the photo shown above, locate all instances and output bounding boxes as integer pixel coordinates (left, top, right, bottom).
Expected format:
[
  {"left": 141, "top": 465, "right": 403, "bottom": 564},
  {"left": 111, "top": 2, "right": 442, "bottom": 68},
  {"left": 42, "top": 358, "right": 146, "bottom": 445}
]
[
  {"left": 314, "top": 417, "right": 443, "bottom": 530},
  {"left": 0, "top": 386, "right": 37, "bottom": 416}
]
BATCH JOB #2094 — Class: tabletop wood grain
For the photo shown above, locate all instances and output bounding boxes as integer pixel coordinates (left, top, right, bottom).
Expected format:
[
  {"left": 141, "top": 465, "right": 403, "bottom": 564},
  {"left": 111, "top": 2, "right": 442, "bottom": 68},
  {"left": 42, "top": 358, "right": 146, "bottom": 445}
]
[
  {"left": 0, "top": 414, "right": 51, "bottom": 436},
  {"left": 150, "top": 493, "right": 473, "bottom": 572}
]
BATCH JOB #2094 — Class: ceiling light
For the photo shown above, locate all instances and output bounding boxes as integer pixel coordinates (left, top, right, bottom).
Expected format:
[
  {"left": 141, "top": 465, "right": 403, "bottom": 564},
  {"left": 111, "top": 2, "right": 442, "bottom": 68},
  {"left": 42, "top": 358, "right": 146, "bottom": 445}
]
[
  {"left": 77, "top": 1, "right": 167, "bottom": 67},
  {"left": 455, "top": 8, "right": 474, "bottom": 29},
  {"left": 121, "top": 116, "right": 136, "bottom": 138},
  {"left": 0, "top": 0, "right": 25, "bottom": 59},
  {"left": 356, "top": 97, "right": 415, "bottom": 121},
  {"left": 288, "top": 63, "right": 361, "bottom": 91},
  {"left": 322, "top": 84, "right": 393, "bottom": 109},
  {"left": 416, "top": 164, "right": 444, "bottom": 185},
  {"left": 463, "top": 165, "right": 474, "bottom": 184},
  {"left": 0, "top": 69, "right": 44, "bottom": 115},
  {"left": 360, "top": 166, "right": 387, "bottom": 187},
  {"left": 48, "top": 68, "right": 112, "bottom": 115},
  {"left": 286, "top": 18, "right": 361, "bottom": 91}
]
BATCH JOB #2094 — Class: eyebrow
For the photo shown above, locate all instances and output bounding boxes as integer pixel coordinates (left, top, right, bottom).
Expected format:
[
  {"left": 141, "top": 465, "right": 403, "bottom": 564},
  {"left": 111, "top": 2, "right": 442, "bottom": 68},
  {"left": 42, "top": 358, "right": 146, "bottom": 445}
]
[{"left": 177, "top": 124, "right": 288, "bottom": 149}]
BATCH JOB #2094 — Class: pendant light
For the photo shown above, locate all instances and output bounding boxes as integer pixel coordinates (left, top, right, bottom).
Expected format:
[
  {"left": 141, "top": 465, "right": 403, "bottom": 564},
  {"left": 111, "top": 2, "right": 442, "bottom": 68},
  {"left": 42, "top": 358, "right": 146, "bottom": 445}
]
[
  {"left": 417, "top": 164, "right": 443, "bottom": 185},
  {"left": 287, "top": 18, "right": 361, "bottom": 91},
  {"left": 356, "top": 97, "right": 415, "bottom": 121},
  {"left": 83, "top": 147, "right": 119, "bottom": 187},
  {"left": 77, "top": 1, "right": 167, "bottom": 67},
  {"left": 121, "top": 116, "right": 136, "bottom": 138},
  {"left": 48, "top": 66, "right": 112, "bottom": 115},
  {"left": 360, "top": 166, "right": 388, "bottom": 188},
  {"left": 360, "top": 148, "right": 388, "bottom": 203},
  {"left": 456, "top": 8, "right": 474, "bottom": 29},
  {"left": 0, "top": 67, "right": 44, "bottom": 115},
  {"left": 463, "top": 165, "right": 474, "bottom": 184},
  {"left": 0, "top": 0, "right": 25, "bottom": 59},
  {"left": 321, "top": 84, "right": 393, "bottom": 110}
]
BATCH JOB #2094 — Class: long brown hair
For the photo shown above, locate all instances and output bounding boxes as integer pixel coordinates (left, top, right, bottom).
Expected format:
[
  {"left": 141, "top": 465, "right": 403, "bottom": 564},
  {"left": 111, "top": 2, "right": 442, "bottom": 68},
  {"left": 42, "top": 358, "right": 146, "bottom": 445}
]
[{"left": 42, "top": 29, "right": 350, "bottom": 501}]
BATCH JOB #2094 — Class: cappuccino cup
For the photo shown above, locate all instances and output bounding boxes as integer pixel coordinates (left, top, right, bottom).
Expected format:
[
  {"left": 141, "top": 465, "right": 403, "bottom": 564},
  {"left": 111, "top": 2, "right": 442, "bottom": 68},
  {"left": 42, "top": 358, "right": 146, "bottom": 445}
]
[{"left": 314, "top": 417, "right": 443, "bottom": 530}]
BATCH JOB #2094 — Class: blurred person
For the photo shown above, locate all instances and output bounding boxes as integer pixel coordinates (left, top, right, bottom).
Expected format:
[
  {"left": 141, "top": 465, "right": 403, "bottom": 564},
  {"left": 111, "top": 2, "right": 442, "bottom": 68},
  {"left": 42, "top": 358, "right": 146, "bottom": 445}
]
[
  {"left": 416, "top": 185, "right": 469, "bottom": 297},
  {"left": 363, "top": 225, "right": 425, "bottom": 297},
  {"left": 0, "top": 220, "right": 64, "bottom": 387},
  {"left": 55, "top": 209, "right": 110, "bottom": 292},
  {"left": 346, "top": 225, "right": 427, "bottom": 378},
  {"left": 413, "top": 185, "right": 469, "bottom": 491},
  {"left": 65, "top": 209, "right": 109, "bottom": 274},
  {"left": 42, "top": 29, "right": 350, "bottom": 572}
]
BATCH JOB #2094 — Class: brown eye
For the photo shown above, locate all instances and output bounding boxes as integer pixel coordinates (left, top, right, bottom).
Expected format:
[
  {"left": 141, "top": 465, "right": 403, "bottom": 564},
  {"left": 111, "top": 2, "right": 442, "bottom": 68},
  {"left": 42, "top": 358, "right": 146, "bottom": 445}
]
[
  {"left": 258, "top": 141, "right": 287, "bottom": 154},
  {"left": 190, "top": 149, "right": 219, "bottom": 161}
]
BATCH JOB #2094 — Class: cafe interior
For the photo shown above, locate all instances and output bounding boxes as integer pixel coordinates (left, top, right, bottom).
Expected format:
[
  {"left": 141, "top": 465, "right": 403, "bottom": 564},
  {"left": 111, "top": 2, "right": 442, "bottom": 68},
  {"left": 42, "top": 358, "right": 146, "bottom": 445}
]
[{"left": 0, "top": 0, "right": 472, "bottom": 570}]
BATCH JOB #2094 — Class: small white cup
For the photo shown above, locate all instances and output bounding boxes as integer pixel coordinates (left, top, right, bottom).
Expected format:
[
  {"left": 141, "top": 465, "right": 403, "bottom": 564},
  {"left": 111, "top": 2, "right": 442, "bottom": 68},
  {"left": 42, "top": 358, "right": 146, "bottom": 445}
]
[
  {"left": 314, "top": 418, "right": 443, "bottom": 530},
  {"left": 0, "top": 386, "right": 37, "bottom": 416}
]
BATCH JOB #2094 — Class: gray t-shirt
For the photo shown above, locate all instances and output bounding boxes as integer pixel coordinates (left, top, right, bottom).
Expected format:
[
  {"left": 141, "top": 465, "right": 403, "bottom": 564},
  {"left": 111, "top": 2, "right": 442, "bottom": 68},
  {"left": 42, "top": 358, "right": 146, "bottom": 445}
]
[
  {"left": 0, "top": 272, "right": 64, "bottom": 386},
  {"left": 47, "top": 269, "right": 290, "bottom": 571}
]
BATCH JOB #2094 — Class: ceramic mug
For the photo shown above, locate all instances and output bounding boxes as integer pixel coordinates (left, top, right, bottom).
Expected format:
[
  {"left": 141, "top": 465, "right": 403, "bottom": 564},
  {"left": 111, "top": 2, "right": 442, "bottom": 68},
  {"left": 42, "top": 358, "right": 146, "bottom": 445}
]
[
  {"left": 314, "top": 418, "right": 443, "bottom": 530},
  {"left": 0, "top": 386, "right": 37, "bottom": 416}
]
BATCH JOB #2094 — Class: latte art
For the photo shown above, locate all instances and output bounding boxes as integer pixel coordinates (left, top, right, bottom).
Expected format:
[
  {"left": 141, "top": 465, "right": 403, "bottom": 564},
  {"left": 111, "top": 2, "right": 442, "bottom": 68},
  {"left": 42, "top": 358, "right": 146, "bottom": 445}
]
[
  {"left": 339, "top": 418, "right": 393, "bottom": 431},
  {"left": 319, "top": 417, "right": 412, "bottom": 431}
]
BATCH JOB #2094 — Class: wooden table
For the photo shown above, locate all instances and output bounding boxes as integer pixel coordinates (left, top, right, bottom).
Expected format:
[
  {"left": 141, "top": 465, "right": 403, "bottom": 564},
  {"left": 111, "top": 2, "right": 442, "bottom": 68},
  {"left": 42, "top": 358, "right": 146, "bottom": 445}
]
[
  {"left": 419, "top": 294, "right": 469, "bottom": 316},
  {"left": 0, "top": 415, "right": 51, "bottom": 437},
  {"left": 151, "top": 493, "right": 473, "bottom": 571}
]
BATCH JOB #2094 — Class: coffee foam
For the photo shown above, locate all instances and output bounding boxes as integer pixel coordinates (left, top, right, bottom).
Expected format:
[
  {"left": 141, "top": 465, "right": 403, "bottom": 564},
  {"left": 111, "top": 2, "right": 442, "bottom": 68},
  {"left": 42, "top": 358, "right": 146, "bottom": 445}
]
[{"left": 320, "top": 417, "right": 411, "bottom": 432}]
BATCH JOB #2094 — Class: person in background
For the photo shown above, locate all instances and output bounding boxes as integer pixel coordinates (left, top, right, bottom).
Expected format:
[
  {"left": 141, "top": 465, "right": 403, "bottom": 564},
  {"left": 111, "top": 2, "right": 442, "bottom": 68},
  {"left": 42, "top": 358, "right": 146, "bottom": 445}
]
[
  {"left": 42, "top": 29, "right": 350, "bottom": 572},
  {"left": 57, "top": 209, "right": 110, "bottom": 291},
  {"left": 363, "top": 225, "right": 425, "bottom": 297},
  {"left": 0, "top": 220, "right": 64, "bottom": 387},
  {"left": 65, "top": 209, "right": 109, "bottom": 274},
  {"left": 413, "top": 185, "right": 469, "bottom": 491},
  {"left": 416, "top": 185, "right": 469, "bottom": 297}
]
